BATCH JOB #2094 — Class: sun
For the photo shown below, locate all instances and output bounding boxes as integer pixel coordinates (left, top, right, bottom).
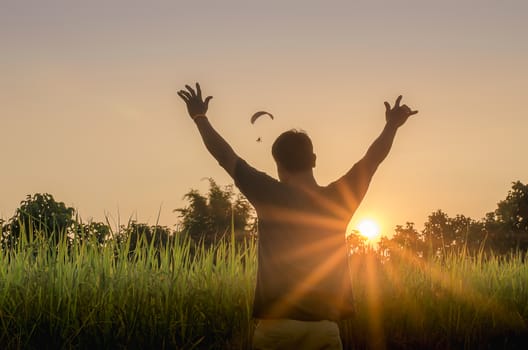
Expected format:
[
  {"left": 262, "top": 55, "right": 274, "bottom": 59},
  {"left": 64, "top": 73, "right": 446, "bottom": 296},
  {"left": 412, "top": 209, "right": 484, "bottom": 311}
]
[{"left": 357, "top": 219, "right": 381, "bottom": 240}]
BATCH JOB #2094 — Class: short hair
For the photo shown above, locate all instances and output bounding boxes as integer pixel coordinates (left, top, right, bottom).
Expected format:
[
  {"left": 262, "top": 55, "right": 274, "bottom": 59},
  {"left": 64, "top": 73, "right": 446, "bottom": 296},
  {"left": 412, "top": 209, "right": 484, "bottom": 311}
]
[{"left": 272, "top": 130, "right": 314, "bottom": 172}]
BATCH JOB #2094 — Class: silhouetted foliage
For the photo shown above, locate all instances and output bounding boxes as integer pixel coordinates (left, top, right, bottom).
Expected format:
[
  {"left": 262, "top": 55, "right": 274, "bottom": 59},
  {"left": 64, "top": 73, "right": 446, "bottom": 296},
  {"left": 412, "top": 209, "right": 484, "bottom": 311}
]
[
  {"left": 346, "top": 230, "right": 368, "bottom": 255},
  {"left": 110, "top": 221, "right": 174, "bottom": 265},
  {"left": 483, "top": 181, "right": 528, "bottom": 254},
  {"left": 0, "top": 219, "right": 4, "bottom": 238},
  {"left": 2, "top": 193, "right": 75, "bottom": 249},
  {"left": 391, "top": 222, "right": 425, "bottom": 258},
  {"left": 73, "top": 220, "right": 112, "bottom": 246},
  {"left": 119, "top": 221, "right": 173, "bottom": 252},
  {"left": 174, "top": 178, "right": 254, "bottom": 246},
  {"left": 421, "top": 211, "right": 484, "bottom": 259},
  {"left": 384, "top": 181, "right": 528, "bottom": 260},
  {"left": 2, "top": 181, "right": 526, "bottom": 260},
  {"left": 495, "top": 181, "right": 528, "bottom": 231}
]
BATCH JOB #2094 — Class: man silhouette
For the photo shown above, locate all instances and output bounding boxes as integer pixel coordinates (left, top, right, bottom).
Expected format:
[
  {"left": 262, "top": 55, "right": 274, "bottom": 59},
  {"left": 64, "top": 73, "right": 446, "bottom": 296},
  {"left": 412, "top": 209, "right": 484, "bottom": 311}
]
[{"left": 178, "top": 83, "right": 418, "bottom": 349}]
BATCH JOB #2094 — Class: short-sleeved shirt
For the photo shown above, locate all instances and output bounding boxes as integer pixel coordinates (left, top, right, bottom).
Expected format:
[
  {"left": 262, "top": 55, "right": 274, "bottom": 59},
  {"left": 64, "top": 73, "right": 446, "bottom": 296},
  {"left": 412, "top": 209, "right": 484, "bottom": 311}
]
[{"left": 234, "top": 158, "right": 373, "bottom": 321}]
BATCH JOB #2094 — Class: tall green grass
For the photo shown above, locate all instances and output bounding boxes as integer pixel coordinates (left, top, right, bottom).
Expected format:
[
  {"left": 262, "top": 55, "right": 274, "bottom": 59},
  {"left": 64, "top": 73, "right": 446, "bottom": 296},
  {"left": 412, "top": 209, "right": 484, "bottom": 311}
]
[
  {"left": 0, "top": 229, "right": 527, "bottom": 349},
  {"left": 343, "top": 250, "right": 528, "bottom": 349},
  {"left": 0, "top": 230, "right": 256, "bottom": 349}
]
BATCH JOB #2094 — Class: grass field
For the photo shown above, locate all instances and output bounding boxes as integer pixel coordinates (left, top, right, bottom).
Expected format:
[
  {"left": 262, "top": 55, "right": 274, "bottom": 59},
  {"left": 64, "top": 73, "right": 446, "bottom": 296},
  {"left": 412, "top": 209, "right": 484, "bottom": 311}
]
[{"left": 0, "top": 231, "right": 527, "bottom": 349}]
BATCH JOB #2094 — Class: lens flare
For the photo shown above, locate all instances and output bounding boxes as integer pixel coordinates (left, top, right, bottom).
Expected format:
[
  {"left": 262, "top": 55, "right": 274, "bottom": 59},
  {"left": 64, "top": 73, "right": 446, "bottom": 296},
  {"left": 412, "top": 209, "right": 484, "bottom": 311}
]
[{"left": 358, "top": 219, "right": 380, "bottom": 239}]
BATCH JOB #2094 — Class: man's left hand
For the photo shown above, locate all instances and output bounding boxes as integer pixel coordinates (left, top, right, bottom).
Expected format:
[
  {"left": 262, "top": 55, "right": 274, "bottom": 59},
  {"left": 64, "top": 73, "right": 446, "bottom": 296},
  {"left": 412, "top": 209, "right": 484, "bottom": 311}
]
[{"left": 384, "top": 95, "right": 418, "bottom": 128}]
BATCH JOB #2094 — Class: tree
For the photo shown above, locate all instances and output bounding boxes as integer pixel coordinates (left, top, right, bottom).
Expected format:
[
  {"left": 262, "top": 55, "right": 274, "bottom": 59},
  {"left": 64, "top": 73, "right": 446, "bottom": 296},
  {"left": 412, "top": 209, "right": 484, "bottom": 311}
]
[
  {"left": 175, "top": 189, "right": 209, "bottom": 240},
  {"left": 346, "top": 230, "right": 368, "bottom": 255},
  {"left": 495, "top": 181, "right": 528, "bottom": 231},
  {"left": 451, "top": 216, "right": 486, "bottom": 255},
  {"left": 174, "top": 178, "right": 254, "bottom": 245},
  {"left": 120, "top": 221, "right": 173, "bottom": 252},
  {"left": 73, "top": 220, "right": 112, "bottom": 246},
  {"left": 420, "top": 211, "right": 484, "bottom": 259},
  {"left": 390, "top": 222, "right": 425, "bottom": 258},
  {"left": 421, "top": 210, "right": 452, "bottom": 259},
  {"left": 385, "top": 181, "right": 528, "bottom": 260},
  {"left": 483, "top": 181, "right": 528, "bottom": 254},
  {"left": 3, "top": 193, "right": 75, "bottom": 248}
]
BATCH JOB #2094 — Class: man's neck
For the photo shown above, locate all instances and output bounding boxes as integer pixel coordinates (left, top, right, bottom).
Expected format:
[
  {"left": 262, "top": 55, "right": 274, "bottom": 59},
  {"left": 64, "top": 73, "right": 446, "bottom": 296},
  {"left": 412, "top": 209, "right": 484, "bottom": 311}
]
[{"left": 281, "top": 171, "right": 318, "bottom": 188}]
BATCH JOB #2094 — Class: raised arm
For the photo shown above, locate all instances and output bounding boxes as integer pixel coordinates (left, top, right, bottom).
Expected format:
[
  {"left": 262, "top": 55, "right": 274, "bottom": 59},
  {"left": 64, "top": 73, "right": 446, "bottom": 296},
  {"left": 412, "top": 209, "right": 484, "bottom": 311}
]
[
  {"left": 358, "top": 95, "right": 418, "bottom": 176},
  {"left": 177, "top": 83, "right": 238, "bottom": 177},
  {"left": 332, "top": 95, "right": 418, "bottom": 211}
]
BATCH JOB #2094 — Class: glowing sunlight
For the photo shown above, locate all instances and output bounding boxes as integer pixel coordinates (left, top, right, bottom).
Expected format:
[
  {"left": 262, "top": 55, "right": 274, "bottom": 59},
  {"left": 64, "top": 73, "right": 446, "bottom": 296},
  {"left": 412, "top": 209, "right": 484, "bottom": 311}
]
[{"left": 357, "top": 219, "right": 381, "bottom": 240}]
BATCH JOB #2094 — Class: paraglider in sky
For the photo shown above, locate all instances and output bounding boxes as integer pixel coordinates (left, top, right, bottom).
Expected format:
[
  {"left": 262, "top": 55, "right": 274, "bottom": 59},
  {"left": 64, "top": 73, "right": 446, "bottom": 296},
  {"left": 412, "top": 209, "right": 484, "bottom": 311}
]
[
  {"left": 250, "top": 111, "right": 274, "bottom": 124},
  {"left": 250, "top": 111, "right": 274, "bottom": 142}
]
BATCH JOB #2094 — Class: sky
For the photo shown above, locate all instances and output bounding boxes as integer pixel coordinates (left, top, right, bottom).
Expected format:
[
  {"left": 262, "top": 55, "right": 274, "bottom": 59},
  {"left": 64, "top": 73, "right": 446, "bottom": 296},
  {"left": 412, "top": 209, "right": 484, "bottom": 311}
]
[{"left": 1, "top": 0, "right": 527, "bottom": 236}]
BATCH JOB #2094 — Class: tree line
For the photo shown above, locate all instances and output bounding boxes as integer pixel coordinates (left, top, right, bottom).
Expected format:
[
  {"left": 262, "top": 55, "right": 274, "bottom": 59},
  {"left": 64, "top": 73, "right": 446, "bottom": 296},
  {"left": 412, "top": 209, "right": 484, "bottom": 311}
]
[
  {"left": 1, "top": 180, "right": 527, "bottom": 259},
  {"left": 0, "top": 179, "right": 254, "bottom": 252},
  {"left": 351, "top": 181, "right": 528, "bottom": 260}
]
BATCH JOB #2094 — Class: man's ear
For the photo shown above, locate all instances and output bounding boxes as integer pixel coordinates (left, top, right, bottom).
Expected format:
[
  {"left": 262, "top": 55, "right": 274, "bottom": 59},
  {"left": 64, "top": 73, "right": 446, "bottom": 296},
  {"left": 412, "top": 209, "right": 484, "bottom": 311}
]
[{"left": 311, "top": 153, "right": 316, "bottom": 168}]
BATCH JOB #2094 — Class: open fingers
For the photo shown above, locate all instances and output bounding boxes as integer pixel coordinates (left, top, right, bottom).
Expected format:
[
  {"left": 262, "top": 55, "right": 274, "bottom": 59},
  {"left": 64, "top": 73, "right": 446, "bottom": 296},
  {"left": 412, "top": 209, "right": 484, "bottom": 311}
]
[
  {"left": 178, "top": 90, "right": 191, "bottom": 100},
  {"left": 204, "top": 96, "right": 213, "bottom": 107},
  {"left": 196, "top": 83, "right": 202, "bottom": 99},
  {"left": 177, "top": 91, "right": 190, "bottom": 102},
  {"left": 185, "top": 84, "right": 197, "bottom": 97},
  {"left": 402, "top": 104, "right": 418, "bottom": 116},
  {"left": 395, "top": 95, "right": 402, "bottom": 108},
  {"left": 384, "top": 101, "right": 391, "bottom": 112}
]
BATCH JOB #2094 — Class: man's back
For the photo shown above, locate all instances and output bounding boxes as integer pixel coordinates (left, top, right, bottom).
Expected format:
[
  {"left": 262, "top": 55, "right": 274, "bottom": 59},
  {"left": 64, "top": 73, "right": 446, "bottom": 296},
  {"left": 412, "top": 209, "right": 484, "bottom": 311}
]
[{"left": 234, "top": 158, "right": 364, "bottom": 321}]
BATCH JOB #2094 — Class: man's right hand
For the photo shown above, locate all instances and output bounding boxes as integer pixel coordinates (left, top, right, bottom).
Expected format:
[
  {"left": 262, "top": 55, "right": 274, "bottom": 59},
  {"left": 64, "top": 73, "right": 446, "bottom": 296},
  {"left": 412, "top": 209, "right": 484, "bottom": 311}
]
[
  {"left": 177, "top": 82, "right": 238, "bottom": 177},
  {"left": 384, "top": 95, "right": 418, "bottom": 128},
  {"left": 177, "top": 83, "right": 213, "bottom": 119}
]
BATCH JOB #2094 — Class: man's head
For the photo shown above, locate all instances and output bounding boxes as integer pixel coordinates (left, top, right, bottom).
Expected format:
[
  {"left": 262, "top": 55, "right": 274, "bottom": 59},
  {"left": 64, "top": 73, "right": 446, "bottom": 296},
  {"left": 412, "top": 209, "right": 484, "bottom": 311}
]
[{"left": 272, "top": 130, "right": 316, "bottom": 179}]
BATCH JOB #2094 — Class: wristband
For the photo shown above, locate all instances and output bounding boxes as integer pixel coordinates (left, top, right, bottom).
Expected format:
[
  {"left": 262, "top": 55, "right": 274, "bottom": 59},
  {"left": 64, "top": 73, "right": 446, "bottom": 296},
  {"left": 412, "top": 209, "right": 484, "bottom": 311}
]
[{"left": 192, "top": 114, "right": 207, "bottom": 121}]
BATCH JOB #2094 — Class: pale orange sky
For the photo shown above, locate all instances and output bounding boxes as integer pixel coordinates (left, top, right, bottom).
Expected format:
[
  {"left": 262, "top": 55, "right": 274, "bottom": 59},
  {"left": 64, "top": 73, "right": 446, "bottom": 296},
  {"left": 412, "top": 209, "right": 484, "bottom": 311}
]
[{"left": 1, "top": 0, "right": 527, "bottom": 235}]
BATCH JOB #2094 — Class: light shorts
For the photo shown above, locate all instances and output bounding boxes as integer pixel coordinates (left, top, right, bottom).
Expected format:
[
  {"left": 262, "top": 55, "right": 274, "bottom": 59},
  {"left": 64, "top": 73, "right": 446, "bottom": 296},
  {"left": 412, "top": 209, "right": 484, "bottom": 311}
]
[{"left": 252, "top": 318, "right": 343, "bottom": 350}]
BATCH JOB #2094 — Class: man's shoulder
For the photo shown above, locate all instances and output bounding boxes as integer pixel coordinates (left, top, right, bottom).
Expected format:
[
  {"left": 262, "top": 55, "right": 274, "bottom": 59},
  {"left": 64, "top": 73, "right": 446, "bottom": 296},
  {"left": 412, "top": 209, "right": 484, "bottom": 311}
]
[
  {"left": 233, "top": 158, "right": 282, "bottom": 205},
  {"left": 234, "top": 158, "right": 277, "bottom": 183}
]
